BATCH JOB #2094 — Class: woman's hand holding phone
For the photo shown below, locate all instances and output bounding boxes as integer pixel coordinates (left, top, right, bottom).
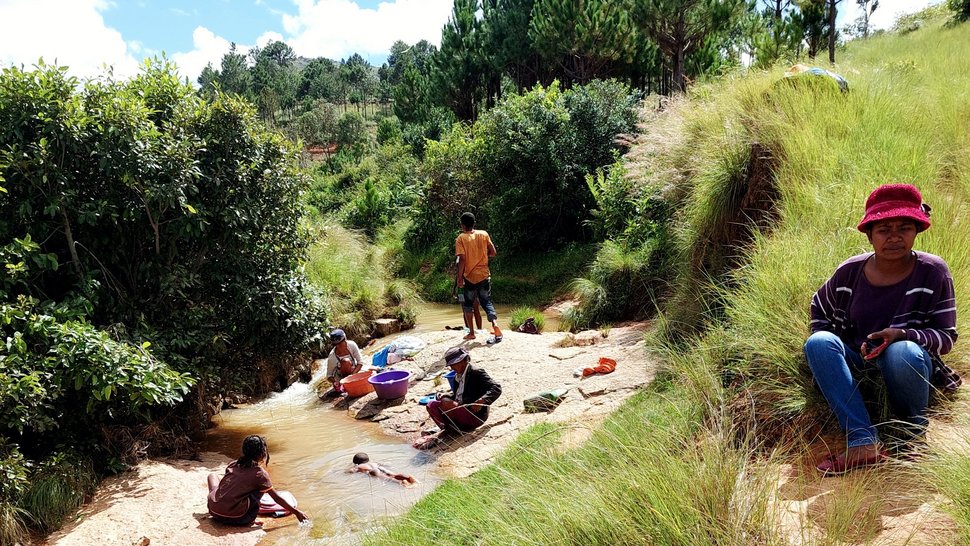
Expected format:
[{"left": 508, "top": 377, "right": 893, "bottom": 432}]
[
  {"left": 861, "top": 337, "right": 885, "bottom": 360},
  {"left": 861, "top": 328, "right": 904, "bottom": 360}
]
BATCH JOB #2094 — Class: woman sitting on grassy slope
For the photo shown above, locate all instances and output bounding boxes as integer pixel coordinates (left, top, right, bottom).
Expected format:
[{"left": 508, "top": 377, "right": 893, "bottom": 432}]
[{"left": 805, "top": 184, "right": 959, "bottom": 475}]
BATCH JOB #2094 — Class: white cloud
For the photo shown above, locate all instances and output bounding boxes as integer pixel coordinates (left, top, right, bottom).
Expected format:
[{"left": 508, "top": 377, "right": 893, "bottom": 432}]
[
  {"left": 280, "top": 0, "right": 453, "bottom": 61},
  {"left": 841, "top": 0, "right": 940, "bottom": 31},
  {"left": 256, "top": 31, "right": 286, "bottom": 48},
  {"left": 172, "top": 26, "right": 235, "bottom": 84},
  {"left": 0, "top": 0, "right": 139, "bottom": 79}
]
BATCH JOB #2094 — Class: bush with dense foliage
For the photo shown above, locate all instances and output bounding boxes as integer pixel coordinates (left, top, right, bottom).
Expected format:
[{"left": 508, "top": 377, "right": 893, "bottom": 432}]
[
  {"left": 409, "top": 79, "right": 639, "bottom": 254},
  {"left": 0, "top": 61, "right": 325, "bottom": 539},
  {"left": 562, "top": 159, "right": 672, "bottom": 330}
]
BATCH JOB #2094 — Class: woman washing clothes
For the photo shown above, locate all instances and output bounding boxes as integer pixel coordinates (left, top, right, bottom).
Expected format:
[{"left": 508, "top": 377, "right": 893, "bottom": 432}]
[
  {"left": 325, "top": 329, "right": 363, "bottom": 395},
  {"left": 805, "top": 184, "right": 959, "bottom": 475}
]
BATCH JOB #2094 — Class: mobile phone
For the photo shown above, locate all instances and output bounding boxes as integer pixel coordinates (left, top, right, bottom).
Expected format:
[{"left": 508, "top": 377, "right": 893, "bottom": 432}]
[{"left": 863, "top": 337, "right": 883, "bottom": 358}]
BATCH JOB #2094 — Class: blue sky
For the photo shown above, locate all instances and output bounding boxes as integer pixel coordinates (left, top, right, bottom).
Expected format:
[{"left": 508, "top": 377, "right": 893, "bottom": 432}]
[
  {"left": 0, "top": 0, "right": 939, "bottom": 83},
  {"left": 104, "top": 1, "right": 291, "bottom": 56},
  {"left": 0, "top": 0, "right": 454, "bottom": 81}
]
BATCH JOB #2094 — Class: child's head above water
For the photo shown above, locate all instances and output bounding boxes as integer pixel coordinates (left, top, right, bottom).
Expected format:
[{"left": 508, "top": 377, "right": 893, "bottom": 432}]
[
  {"left": 239, "top": 435, "right": 269, "bottom": 468},
  {"left": 352, "top": 452, "right": 369, "bottom": 465}
]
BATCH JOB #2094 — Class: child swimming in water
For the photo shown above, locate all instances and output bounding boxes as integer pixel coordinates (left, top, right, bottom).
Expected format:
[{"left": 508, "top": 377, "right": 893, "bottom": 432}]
[
  {"left": 207, "top": 435, "right": 308, "bottom": 526},
  {"left": 350, "top": 452, "right": 417, "bottom": 486}
]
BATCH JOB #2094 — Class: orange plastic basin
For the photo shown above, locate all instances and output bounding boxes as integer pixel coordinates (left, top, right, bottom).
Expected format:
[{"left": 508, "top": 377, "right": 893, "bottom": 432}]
[{"left": 340, "top": 371, "right": 375, "bottom": 397}]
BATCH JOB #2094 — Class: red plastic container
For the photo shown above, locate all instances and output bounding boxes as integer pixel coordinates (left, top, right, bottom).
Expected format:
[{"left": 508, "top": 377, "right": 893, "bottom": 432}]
[{"left": 340, "top": 371, "right": 375, "bottom": 397}]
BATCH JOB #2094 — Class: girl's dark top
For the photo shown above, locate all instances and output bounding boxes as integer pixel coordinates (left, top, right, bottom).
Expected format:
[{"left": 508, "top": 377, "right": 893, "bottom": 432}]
[{"left": 208, "top": 461, "right": 273, "bottom": 519}]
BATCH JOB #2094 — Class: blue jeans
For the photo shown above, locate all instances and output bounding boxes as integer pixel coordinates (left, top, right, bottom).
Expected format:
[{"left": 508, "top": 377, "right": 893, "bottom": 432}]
[
  {"left": 462, "top": 277, "right": 497, "bottom": 322},
  {"left": 804, "top": 331, "right": 931, "bottom": 447}
]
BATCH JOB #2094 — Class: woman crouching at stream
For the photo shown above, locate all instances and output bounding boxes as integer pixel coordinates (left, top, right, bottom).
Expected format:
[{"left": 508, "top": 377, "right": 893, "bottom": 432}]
[{"left": 207, "top": 435, "right": 308, "bottom": 526}]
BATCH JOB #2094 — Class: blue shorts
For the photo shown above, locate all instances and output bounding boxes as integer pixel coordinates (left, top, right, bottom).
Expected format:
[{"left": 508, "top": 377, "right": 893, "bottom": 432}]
[{"left": 462, "top": 278, "right": 497, "bottom": 322}]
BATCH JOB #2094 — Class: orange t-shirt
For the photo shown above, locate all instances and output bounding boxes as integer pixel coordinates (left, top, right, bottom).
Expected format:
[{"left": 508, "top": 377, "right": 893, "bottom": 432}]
[{"left": 455, "top": 230, "right": 493, "bottom": 284}]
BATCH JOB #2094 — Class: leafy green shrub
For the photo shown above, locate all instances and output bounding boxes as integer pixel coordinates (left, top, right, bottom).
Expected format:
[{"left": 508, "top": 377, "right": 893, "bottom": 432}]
[
  {"left": 401, "top": 106, "right": 455, "bottom": 157},
  {"left": 411, "top": 80, "right": 639, "bottom": 254},
  {"left": 508, "top": 307, "right": 545, "bottom": 332},
  {"left": 291, "top": 100, "right": 339, "bottom": 145},
  {"left": 566, "top": 156, "right": 673, "bottom": 330},
  {"left": 0, "top": 440, "right": 29, "bottom": 545},
  {"left": 345, "top": 177, "right": 391, "bottom": 237},
  {"left": 894, "top": 3, "right": 954, "bottom": 30},
  {"left": 564, "top": 241, "right": 660, "bottom": 331},
  {"left": 0, "top": 60, "right": 326, "bottom": 538},
  {"left": 377, "top": 116, "right": 402, "bottom": 144},
  {"left": 1, "top": 61, "right": 326, "bottom": 389},
  {"left": 337, "top": 110, "right": 369, "bottom": 148},
  {"left": 1, "top": 237, "right": 194, "bottom": 436}
]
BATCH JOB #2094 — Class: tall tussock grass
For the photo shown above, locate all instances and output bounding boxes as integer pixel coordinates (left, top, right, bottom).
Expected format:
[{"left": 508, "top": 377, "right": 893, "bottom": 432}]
[
  {"left": 370, "top": 9, "right": 970, "bottom": 546},
  {"left": 304, "top": 221, "right": 422, "bottom": 339},
  {"left": 367, "top": 388, "right": 786, "bottom": 545},
  {"left": 19, "top": 458, "right": 97, "bottom": 533},
  {"left": 659, "top": 14, "right": 970, "bottom": 443}
]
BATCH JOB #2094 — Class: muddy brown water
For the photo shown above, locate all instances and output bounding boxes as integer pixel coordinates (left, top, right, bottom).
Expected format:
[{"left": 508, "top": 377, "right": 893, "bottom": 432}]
[{"left": 203, "top": 303, "right": 560, "bottom": 543}]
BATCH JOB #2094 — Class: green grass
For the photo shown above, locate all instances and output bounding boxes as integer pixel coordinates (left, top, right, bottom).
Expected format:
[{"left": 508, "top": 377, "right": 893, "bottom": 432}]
[
  {"left": 304, "top": 221, "right": 422, "bottom": 338},
  {"left": 925, "top": 435, "right": 970, "bottom": 543},
  {"left": 0, "top": 502, "right": 28, "bottom": 546},
  {"left": 19, "top": 462, "right": 96, "bottom": 533},
  {"left": 507, "top": 307, "right": 545, "bottom": 332},
  {"left": 366, "top": 387, "right": 783, "bottom": 546},
  {"left": 367, "top": 8, "right": 970, "bottom": 545},
  {"left": 658, "top": 13, "right": 970, "bottom": 439}
]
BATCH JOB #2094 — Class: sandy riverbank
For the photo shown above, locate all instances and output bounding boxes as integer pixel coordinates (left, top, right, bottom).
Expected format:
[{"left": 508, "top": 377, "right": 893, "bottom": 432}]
[{"left": 45, "top": 323, "right": 656, "bottom": 546}]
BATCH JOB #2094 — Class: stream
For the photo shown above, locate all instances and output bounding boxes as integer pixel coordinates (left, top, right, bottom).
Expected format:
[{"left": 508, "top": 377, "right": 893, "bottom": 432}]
[{"left": 202, "top": 303, "right": 559, "bottom": 543}]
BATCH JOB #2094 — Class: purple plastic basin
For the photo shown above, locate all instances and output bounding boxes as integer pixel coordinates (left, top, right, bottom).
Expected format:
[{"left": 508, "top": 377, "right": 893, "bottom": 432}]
[{"left": 368, "top": 370, "right": 412, "bottom": 399}]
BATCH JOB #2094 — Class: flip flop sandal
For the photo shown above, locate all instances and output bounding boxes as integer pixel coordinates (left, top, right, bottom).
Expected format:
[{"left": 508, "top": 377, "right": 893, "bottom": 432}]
[
  {"left": 817, "top": 449, "right": 889, "bottom": 476},
  {"left": 486, "top": 335, "right": 503, "bottom": 345}
]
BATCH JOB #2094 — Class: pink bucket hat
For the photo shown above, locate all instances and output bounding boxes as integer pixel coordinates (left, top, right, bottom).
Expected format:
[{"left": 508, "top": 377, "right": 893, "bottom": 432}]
[{"left": 857, "top": 184, "right": 931, "bottom": 232}]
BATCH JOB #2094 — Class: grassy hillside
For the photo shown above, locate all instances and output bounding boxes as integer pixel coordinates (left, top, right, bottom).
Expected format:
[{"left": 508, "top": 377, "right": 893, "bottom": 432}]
[{"left": 366, "top": 8, "right": 970, "bottom": 545}]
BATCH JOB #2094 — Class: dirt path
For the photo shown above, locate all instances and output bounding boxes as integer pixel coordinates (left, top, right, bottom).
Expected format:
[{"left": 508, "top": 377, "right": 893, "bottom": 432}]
[{"left": 46, "top": 323, "right": 656, "bottom": 546}]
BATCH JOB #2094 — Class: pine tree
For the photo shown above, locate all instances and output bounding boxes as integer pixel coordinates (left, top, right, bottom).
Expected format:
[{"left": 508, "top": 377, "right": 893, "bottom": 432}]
[
  {"left": 634, "top": 0, "right": 748, "bottom": 93},
  {"left": 434, "top": 0, "right": 487, "bottom": 120},
  {"left": 529, "top": 0, "right": 638, "bottom": 85},
  {"left": 795, "top": 0, "right": 827, "bottom": 60},
  {"left": 481, "top": 0, "right": 540, "bottom": 98},
  {"left": 217, "top": 43, "right": 252, "bottom": 98}
]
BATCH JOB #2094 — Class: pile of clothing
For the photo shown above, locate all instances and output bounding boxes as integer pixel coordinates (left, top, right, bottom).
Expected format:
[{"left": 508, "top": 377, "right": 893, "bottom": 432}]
[{"left": 371, "top": 336, "right": 428, "bottom": 367}]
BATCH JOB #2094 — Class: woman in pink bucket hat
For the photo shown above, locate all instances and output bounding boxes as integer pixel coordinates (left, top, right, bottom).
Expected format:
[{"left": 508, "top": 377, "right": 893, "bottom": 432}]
[{"left": 804, "top": 184, "right": 959, "bottom": 475}]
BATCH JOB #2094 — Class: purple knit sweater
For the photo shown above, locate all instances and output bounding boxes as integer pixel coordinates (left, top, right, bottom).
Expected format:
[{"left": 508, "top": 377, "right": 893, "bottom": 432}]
[{"left": 810, "top": 251, "right": 958, "bottom": 356}]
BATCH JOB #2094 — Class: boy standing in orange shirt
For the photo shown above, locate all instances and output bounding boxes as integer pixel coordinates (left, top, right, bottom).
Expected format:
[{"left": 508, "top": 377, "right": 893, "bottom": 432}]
[{"left": 455, "top": 212, "right": 502, "bottom": 343}]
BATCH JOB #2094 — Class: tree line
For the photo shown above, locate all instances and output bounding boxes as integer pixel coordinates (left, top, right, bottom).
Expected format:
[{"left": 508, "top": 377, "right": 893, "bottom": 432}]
[{"left": 197, "top": 0, "right": 880, "bottom": 133}]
